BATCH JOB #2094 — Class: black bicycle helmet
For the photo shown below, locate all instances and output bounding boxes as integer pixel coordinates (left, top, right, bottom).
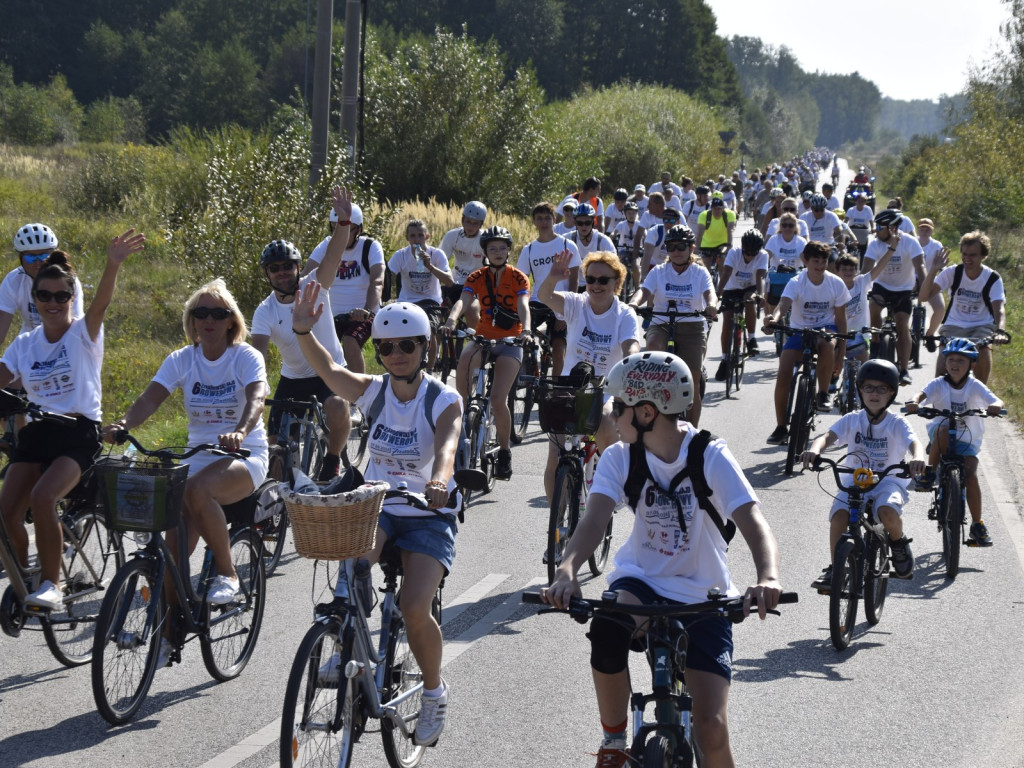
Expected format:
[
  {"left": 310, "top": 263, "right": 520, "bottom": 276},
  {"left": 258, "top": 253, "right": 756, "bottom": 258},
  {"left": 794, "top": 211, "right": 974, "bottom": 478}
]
[
  {"left": 874, "top": 209, "right": 902, "bottom": 228},
  {"left": 479, "top": 225, "right": 513, "bottom": 249},
  {"left": 260, "top": 240, "right": 301, "bottom": 267},
  {"left": 810, "top": 194, "right": 828, "bottom": 212},
  {"left": 664, "top": 224, "right": 696, "bottom": 245},
  {"left": 695, "top": 185, "right": 711, "bottom": 196},
  {"left": 624, "top": 201, "right": 639, "bottom": 211},
  {"left": 613, "top": 188, "right": 629, "bottom": 201},
  {"left": 740, "top": 228, "right": 764, "bottom": 252},
  {"left": 856, "top": 359, "right": 900, "bottom": 408}
]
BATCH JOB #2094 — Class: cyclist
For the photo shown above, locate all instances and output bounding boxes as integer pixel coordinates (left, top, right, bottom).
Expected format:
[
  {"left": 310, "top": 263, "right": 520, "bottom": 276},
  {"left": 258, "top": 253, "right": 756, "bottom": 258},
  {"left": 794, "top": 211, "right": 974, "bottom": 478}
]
[
  {"left": 520, "top": 202, "right": 581, "bottom": 377},
  {"left": 388, "top": 219, "right": 454, "bottom": 369},
  {"left": 444, "top": 225, "right": 530, "bottom": 480},
  {"left": 554, "top": 197, "right": 578, "bottom": 237},
  {"left": 831, "top": 157, "right": 841, "bottom": 188},
  {"left": 543, "top": 352, "right": 783, "bottom": 768},
  {"left": 568, "top": 203, "right": 616, "bottom": 260},
  {"left": 695, "top": 193, "right": 736, "bottom": 274},
  {"left": 886, "top": 198, "right": 917, "bottom": 235},
  {"left": 638, "top": 191, "right": 666, "bottom": 233},
  {"left": 629, "top": 184, "right": 648, "bottom": 215},
  {"left": 438, "top": 201, "right": 487, "bottom": 330},
  {"left": 632, "top": 225, "right": 717, "bottom": 427},
  {"left": 915, "top": 218, "right": 946, "bottom": 347},
  {"left": 302, "top": 202, "right": 384, "bottom": 374},
  {"left": 844, "top": 190, "right": 875, "bottom": 257},
  {"left": 683, "top": 185, "right": 710, "bottom": 232},
  {"left": 0, "top": 224, "right": 84, "bottom": 345},
  {"left": 764, "top": 213, "right": 806, "bottom": 315},
  {"left": 714, "top": 228, "right": 768, "bottom": 379},
  {"left": 836, "top": 249, "right": 894, "bottom": 365},
  {"left": 0, "top": 232, "right": 143, "bottom": 610},
  {"left": 905, "top": 339, "right": 1004, "bottom": 546},
  {"left": 109, "top": 278, "right": 268, "bottom": 619},
  {"left": 821, "top": 182, "right": 841, "bottom": 212},
  {"left": 918, "top": 230, "right": 1008, "bottom": 384},
  {"left": 291, "top": 295, "right": 463, "bottom": 747},
  {"left": 604, "top": 188, "right": 630, "bottom": 232},
  {"left": 763, "top": 241, "right": 850, "bottom": 443},
  {"left": 252, "top": 188, "right": 352, "bottom": 480},
  {"left": 649, "top": 171, "right": 682, "bottom": 199},
  {"left": 641, "top": 206, "right": 682, "bottom": 278},
  {"left": 575, "top": 177, "right": 606, "bottom": 232},
  {"left": 799, "top": 194, "right": 843, "bottom": 244},
  {"left": 611, "top": 201, "right": 643, "bottom": 291},
  {"left": 801, "top": 359, "right": 924, "bottom": 589},
  {"left": 764, "top": 198, "right": 809, "bottom": 239},
  {"left": 537, "top": 249, "right": 641, "bottom": 505},
  {"left": 861, "top": 209, "right": 926, "bottom": 387}
]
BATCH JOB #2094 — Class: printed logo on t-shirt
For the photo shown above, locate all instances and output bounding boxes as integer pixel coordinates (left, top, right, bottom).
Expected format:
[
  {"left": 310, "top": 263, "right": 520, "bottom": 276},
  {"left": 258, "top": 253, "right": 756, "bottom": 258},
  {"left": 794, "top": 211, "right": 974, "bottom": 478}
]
[
  {"left": 336, "top": 260, "right": 363, "bottom": 280},
  {"left": 371, "top": 423, "right": 419, "bottom": 457},
  {"left": 28, "top": 344, "right": 75, "bottom": 398}
]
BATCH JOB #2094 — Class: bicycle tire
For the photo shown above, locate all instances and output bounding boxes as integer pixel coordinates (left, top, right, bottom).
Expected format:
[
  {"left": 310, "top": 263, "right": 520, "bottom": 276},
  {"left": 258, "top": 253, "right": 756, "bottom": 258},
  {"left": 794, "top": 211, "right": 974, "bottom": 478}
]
[
  {"left": 200, "top": 529, "right": 266, "bottom": 681},
  {"left": 461, "top": 408, "right": 483, "bottom": 509},
  {"left": 941, "top": 468, "right": 963, "bottom": 580},
  {"left": 643, "top": 734, "right": 673, "bottom": 768},
  {"left": 863, "top": 531, "right": 889, "bottom": 625},
  {"left": 829, "top": 539, "right": 859, "bottom": 651},
  {"left": 345, "top": 405, "right": 368, "bottom": 470},
  {"left": 584, "top": 452, "right": 611, "bottom": 576},
  {"left": 785, "top": 374, "right": 811, "bottom": 475},
  {"left": 508, "top": 383, "right": 532, "bottom": 445},
  {"left": 42, "top": 508, "right": 124, "bottom": 667},
  {"left": 435, "top": 336, "right": 456, "bottom": 384},
  {"left": 910, "top": 305, "right": 926, "bottom": 368},
  {"left": 381, "top": 601, "right": 428, "bottom": 768},
  {"left": 91, "top": 558, "right": 164, "bottom": 724},
  {"left": 280, "top": 618, "right": 357, "bottom": 768},
  {"left": 732, "top": 329, "right": 745, "bottom": 394},
  {"left": 547, "top": 463, "right": 576, "bottom": 584},
  {"left": 255, "top": 474, "right": 289, "bottom": 577},
  {"left": 723, "top": 330, "right": 735, "bottom": 400},
  {"left": 875, "top": 333, "right": 895, "bottom": 365}
]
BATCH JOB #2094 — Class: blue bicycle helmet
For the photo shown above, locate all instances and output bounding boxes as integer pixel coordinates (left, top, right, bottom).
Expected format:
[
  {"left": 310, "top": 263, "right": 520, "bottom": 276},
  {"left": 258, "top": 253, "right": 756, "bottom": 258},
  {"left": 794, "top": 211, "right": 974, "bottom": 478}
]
[
  {"left": 573, "top": 202, "right": 597, "bottom": 220},
  {"left": 941, "top": 338, "right": 979, "bottom": 360}
]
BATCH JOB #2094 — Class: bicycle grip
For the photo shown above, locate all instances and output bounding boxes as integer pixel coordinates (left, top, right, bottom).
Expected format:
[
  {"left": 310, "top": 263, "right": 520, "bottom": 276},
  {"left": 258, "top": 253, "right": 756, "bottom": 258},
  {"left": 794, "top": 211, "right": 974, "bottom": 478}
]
[
  {"left": 777, "top": 592, "right": 799, "bottom": 604},
  {"left": 521, "top": 591, "right": 545, "bottom": 605}
]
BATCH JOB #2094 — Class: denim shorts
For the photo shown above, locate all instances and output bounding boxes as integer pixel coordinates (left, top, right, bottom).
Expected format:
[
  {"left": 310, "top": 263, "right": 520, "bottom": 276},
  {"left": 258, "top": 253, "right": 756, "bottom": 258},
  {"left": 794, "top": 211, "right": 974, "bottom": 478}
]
[
  {"left": 783, "top": 324, "right": 838, "bottom": 352},
  {"left": 926, "top": 423, "right": 980, "bottom": 457},
  {"left": 378, "top": 511, "right": 458, "bottom": 573},
  {"left": 610, "top": 576, "right": 734, "bottom": 682}
]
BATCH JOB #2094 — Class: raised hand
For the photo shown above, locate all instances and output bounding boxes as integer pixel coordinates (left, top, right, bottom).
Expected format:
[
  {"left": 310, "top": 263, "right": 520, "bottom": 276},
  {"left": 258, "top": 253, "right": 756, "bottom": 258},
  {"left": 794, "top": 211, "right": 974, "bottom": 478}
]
[
  {"left": 293, "top": 280, "right": 325, "bottom": 333},
  {"left": 332, "top": 185, "right": 354, "bottom": 224},
  {"left": 108, "top": 229, "right": 146, "bottom": 264}
]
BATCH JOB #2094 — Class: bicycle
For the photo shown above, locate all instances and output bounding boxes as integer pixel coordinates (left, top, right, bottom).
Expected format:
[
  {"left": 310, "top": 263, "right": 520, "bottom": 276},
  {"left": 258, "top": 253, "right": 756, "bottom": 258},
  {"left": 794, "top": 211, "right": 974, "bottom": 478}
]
[
  {"left": 90, "top": 433, "right": 266, "bottom": 724},
  {"left": 718, "top": 294, "right": 761, "bottom": 399},
  {"left": 280, "top": 482, "right": 455, "bottom": 768},
  {"left": 769, "top": 325, "right": 852, "bottom": 475},
  {"left": 866, "top": 319, "right": 898, "bottom": 366},
  {"left": 834, "top": 354, "right": 863, "bottom": 416},
  {"left": 535, "top": 376, "right": 608, "bottom": 585},
  {"left": 811, "top": 456, "right": 909, "bottom": 651},
  {"left": 636, "top": 303, "right": 716, "bottom": 401},
  {"left": 909, "top": 300, "right": 927, "bottom": 368},
  {"left": 522, "top": 588, "right": 797, "bottom": 766},
  {"left": 508, "top": 301, "right": 555, "bottom": 445},
  {"left": 0, "top": 391, "right": 125, "bottom": 667},
  {"left": 904, "top": 406, "right": 1004, "bottom": 580}
]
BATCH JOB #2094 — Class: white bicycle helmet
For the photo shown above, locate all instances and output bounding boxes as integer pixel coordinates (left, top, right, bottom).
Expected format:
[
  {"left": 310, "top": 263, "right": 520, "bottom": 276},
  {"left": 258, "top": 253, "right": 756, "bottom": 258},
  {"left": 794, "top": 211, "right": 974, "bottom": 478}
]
[
  {"left": 330, "top": 202, "right": 363, "bottom": 226},
  {"left": 13, "top": 223, "right": 58, "bottom": 253},
  {"left": 462, "top": 201, "right": 487, "bottom": 222},
  {"left": 372, "top": 302, "right": 431, "bottom": 340},
  {"left": 605, "top": 352, "right": 694, "bottom": 416}
]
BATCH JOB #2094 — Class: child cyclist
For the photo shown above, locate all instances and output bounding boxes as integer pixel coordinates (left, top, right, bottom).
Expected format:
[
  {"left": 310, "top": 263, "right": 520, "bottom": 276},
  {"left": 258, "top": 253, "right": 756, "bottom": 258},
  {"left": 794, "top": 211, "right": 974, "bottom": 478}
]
[
  {"left": 801, "top": 359, "right": 925, "bottom": 590},
  {"left": 905, "top": 339, "right": 1004, "bottom": 546},
  {"left": 543, "top": 352, "right": 783, "bottom": 768}
]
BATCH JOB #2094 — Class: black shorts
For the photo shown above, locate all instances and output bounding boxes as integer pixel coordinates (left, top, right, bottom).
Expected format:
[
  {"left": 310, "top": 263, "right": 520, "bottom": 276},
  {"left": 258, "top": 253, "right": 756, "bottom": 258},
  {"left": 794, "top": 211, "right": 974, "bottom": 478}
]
[
  {"left": 268, "top": 376, "right": 337, "bottom": 439},
  {"left": 721, "top": 287, "right": 756, "bottom": 311},
  {"left": 442, "top": 284, "right": 464, "bottom": 308},
  {"left": 869, "top": 285, "right": 914, "bottom": 315},
  {"left": 333, "top": 314, "right": 373, "bottom": 346},
  {"left": 12, "top": 417, "right": 101, "bottom": 473},
  {"left": 529, "top": 302, "right": 567, "bottom": 340},
  {"left": 414, "top": 299, "right": 445, "bottom": 331}
]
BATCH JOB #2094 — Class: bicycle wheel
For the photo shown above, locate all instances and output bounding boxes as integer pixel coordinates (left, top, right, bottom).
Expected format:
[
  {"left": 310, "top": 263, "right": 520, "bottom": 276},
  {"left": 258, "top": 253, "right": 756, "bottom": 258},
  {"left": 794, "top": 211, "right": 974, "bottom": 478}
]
[
  {"left": 863, "top": 531, "right": 889, "bottom": 625},
  {"left": 585, "top": 453, "right": 611, "bottom": 576},
  {"left": 381, "top": 602, "right": 428, "bottom": 768},
  {"left": 875, "top": 333, "right": 894, "bottom": 365},
  {"left": 547, "top": 463, "right": 579, "bottom": 584},
  {"left": 941, "top": 468, "right": 963, "bottom": 580},
  {"left": 731, "top": 328, "right": 745, "bottom": 394},
  {"left": 44, "top": 508, "right": 124, "bottom": 667},
  {"left": 345, "top": 405, "right": 368, "bottom": 470},
  {"left": 280, "top": 619, "right": 357, "bottom": 768},
  {"left": 435, "top": 336, "right": 456, "bottom": 384},
  {"left": 91, "top": 559, "right": 164, "bottom": 724},
  {"left": 643, "top": 734, "right": 673, "bottom": 768},
  {"left": 201, "top": 529, "right": 266, "bottom": 681},
  {"left": 723, "top": 331, "right": 735, "bottom": 400},
  {"left": 508, "top": 382, "right": 532, "bottom": 445},
  {"left": 829, "top": 539, "right": 859, "bottom": 650},
  {"left": 785, "top": 374, "right": 811, "bottom": 475},
  {"left": 255, "top": 476, "right": 289, "bottom": 577},
  {"left": 910, "top": 305, "right": 926, "bottom": 368}
]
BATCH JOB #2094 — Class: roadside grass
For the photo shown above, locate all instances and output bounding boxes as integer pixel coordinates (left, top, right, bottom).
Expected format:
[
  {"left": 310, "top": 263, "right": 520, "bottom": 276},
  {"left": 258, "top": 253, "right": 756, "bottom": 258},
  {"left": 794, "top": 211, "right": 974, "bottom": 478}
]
[{"left": 987, "top": 230, "right": 1024, "bottom": 426}]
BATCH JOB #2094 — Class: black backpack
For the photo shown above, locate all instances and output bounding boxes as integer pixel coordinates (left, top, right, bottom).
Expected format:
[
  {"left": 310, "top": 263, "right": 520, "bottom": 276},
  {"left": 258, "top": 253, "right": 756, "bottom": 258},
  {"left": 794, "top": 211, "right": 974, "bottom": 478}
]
[
  {"left": 623, "top": 429, "right": 736, "bottom": 544},
  {"left": 940, "top": 264, "right": 1000, "bottom": 324}
]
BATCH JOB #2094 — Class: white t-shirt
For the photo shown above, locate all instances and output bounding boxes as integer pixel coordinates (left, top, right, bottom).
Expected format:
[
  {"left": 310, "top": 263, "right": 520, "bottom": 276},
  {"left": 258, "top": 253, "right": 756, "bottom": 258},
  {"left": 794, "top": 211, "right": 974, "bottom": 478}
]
[
  {"left": 782, "top": 271, "right": 850, "bottom": 328},
  {"left": 559, "top": 292, "right": 641, "bottom": 376},
  {"left": 829, "top": 410, "right": 917, "bottom": 490},
  {"left": 593, "top": 433, "right": 758, "bottom": 603},
  {"left": 933, "top": 265, "right": 1005, "bottom": 326},
  {"left": 355, "top": 375, "right": 462, "bottom": 517},
  {"left": 638, "top": 210, "right": 662, "bottom": 232},
  {"left": 1, "top": 318, "right": 103, "bottom": 420},
  {"left": 824, "top": 195, "right": 842, "bottom": 211},
  {"left": 721, "top": 190, "right": 737, "bottom": 210},
  {"left": 438, "top": 227, "right": 483, "bottom": 285},
  {"left": 605, "top": 204, "right": 628, "bottom": 231},
  {"left": 682, "top": 200, "right": 708, "bottom": 232},
  {"left": 799, "top": 210, "right": 842, "bottom": 242},
  {"left": 643, "top": 224, "right": 671, "bottom": 269},
  {"left": 919, "top": 238, "right": 944, "bottom": 273},
  {"left": 721, "top": 248, "right": 769, "bottom": 291},
  {"left": 613, "top": 220, "right": 642, "bottom": 255},
  {"left": 844, "top": 206, "right": 874, "bottom": 231},
  {"left": 764, "top": 217, "right": 809, "bottom": 239},
  {"left": 843, "top": 273, "right": 874, "bottom": 332},
  {"left": 920, "top": 376, "right": 999, "bottom": 452},
  {"left": 552, "top": 223, "right": 575, "bottom": 237},
  {"left": 389, "top": 245, "right": 451, "bottom": 304},
  {"left": 649, "top": 181, "right": 683, "bottom": 199},
  {"left": 864, "top": 236, "right": 924, "bottom": 292},
  {"left": 642, "top": 262, "right": 715, "bottom": 320},
  {"left": 519, "top": 236, "right": 582, "bottom": 299},
  {"left": 251, "top": 273, "right": 346, "bottom": 379},
  {"left": 308, "top": 235, "right": 385, "bottom": 314},
  {"left": 0, "top": 268, "right": 85, "bottom": 336},
  {"left": 765, "top": 234, "right": 807, "bottom": 270},
  {"left": 567, "top": 230, "right": 616, "bottom": 261},
  {"left": 152, "top": 343, "right": 268, "bottom": 450},
  {"left": 632, "top": 196, "right": 649, "bottom": 215}
]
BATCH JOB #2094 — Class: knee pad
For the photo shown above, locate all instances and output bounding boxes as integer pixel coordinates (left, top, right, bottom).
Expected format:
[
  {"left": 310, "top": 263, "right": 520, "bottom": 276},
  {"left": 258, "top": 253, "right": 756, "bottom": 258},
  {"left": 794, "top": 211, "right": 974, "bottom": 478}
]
[{"left": 588, "top": 612, "right": 635, "bottom": 675}]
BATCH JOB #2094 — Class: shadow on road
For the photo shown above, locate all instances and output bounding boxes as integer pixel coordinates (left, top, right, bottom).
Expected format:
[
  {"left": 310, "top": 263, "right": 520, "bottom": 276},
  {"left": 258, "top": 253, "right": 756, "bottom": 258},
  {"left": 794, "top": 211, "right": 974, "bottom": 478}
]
[{"left": 733, "top": 635, "right": 886, "bottom": 684}]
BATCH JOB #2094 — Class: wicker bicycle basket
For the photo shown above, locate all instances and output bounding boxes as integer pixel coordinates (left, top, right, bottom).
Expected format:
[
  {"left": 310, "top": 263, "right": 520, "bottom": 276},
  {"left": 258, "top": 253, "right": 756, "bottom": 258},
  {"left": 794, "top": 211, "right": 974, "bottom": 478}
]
[
  {"left": 284, "top": 481, "right": 389, "bottom": 560},
  {"left": 95, "top": 458, "right": 189, "bottom": 533},
  {"left": 536, "top": 383, "right": 604, "bottom": 435}
]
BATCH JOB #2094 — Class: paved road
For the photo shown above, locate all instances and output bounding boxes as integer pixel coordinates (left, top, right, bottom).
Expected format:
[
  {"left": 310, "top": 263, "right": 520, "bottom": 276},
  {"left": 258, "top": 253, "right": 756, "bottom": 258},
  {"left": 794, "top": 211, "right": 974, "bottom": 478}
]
[{"left": 3, "top": 165, "right": 1024, "bottom": 768}]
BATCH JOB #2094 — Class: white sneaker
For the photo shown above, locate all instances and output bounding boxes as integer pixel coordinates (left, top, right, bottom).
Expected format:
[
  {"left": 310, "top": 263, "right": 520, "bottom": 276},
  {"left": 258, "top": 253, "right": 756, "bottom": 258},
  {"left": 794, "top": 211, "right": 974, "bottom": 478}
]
[
  {"left": 24, "top": 580, "right": 64, "bottom": 610},
  {"left": 156, "top": 637, "right": 174, "bottom": 669},
  {"left": 317, "top": 651, "right": 341, "bottom": 686},
  {"left": 207, "top": 575, "right": 240, "bottom": 605},
  {"left": 414, "top": 680, "right": 448, "bottom": 746}
]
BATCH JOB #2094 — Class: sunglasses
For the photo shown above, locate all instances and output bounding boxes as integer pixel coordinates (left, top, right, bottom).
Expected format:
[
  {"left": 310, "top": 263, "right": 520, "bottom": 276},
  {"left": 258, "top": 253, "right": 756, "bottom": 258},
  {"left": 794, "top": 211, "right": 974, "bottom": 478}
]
[
  {"left": 191, "top": 307, "right": 232, "bottom": 320},
  {"left": 859, "top": 384, "right": 893, "bottom": 394},
  {"left": 22, "top": 253, "right": 50, "bottom": 264},
  {"left": 585, "top": 275, "right": 614, "bottom": 285},
  {"left": 666, "top": 243, "right": 690, "bottom": 252},
  {"left": 376, "top": 339, "right": 419, "bottom": 356},
  {"left": 782, "top": 208, "right": 797, "bottom": 212},
  {"left": 611, "top": 399, "right": 631, "bottom": 417},
  {"left": 662, "top": 217, "right": 680, "bottom": 224},
  {"left": 780, "top": 223, "right": 795, "bottom": 229},
  {"left": 33, "top": 289, "right": 73, "bottom": 304},
  {"left": 266, "top": 262, "right": 297, "bottom": 273},
  {"left": 575, "top": 219, "right": 593, "bottom": 227}
]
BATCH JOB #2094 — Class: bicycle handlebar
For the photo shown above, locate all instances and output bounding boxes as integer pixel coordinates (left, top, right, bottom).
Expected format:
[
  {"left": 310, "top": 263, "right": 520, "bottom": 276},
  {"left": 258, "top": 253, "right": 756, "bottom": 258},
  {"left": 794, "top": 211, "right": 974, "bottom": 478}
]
[
  {"left": 636, "top": 306, "right": 718, "bottom": 323},
  {"left": 766, "top": 324, "right": 854, "bottom": 341},
  {"left": 383, "top": 484, "right": 458, "bottom": 513},
  {"left": 522, "top": 590, "right": 798, "bottom": 623},
  {"left": 112, "top": 430, "right": 251, "bottom": 461},
  {"left": 919, "top": 331, "right": 1011, "bottom": 348},
  {"left": 811, "top": 455, "right": 911, "bottom": 490},
  {"left": 902, "top": 406, "right": 1005, "bottom": 420},
  {"left": 0, "top": 389, "right": 79, "bottom": 426}
]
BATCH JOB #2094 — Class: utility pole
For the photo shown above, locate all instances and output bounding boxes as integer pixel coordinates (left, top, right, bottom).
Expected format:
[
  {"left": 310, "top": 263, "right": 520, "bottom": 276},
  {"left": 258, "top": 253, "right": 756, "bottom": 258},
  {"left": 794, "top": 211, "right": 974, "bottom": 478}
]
[
  {"left": 340, "top": 0, "right": 363, "bottom": 171},
  {"left": 309, "top": 0, "right": 334, "bottom": 193}
]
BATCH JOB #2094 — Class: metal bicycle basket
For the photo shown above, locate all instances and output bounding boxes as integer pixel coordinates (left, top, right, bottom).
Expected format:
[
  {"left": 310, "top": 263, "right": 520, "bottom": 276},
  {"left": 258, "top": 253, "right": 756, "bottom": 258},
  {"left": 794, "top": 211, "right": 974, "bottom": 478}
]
[
  {"left": 95, "top": 458, "right": 189, "bottom": 533},
  {"left": 536, "top": 381, "right": 604, "bottom": 435}
]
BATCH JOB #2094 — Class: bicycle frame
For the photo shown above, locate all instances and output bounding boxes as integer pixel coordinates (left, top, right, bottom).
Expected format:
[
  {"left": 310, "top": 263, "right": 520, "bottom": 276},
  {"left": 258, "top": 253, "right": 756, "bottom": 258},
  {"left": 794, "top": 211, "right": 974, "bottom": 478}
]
[{"left": 267, "top": 397, "right": 329, "bottom": 478}]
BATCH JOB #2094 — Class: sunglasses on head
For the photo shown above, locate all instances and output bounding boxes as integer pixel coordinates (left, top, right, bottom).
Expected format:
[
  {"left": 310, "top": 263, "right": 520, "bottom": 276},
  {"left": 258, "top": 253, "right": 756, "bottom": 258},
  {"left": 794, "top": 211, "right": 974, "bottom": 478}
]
[
  {"left": 585, "top": 274, "right": 614, "bottom": 285},
  {"left": 611, "top": 399, "right": 631, "bottom": 417},
  {"left": 191, "top": 307, "right": 232, "bottom": 320},
  {"left": 376, "top": 339, "right": 419, "bottom": 356},
  {"left": 266, "top": 262, "right": 297, "bottom": 273},
  {"left": 33, "top": 289, "right": 73, "bottom": 304},
  {"left": 22, "top": 253, "right": 50, "bottom": 264}
]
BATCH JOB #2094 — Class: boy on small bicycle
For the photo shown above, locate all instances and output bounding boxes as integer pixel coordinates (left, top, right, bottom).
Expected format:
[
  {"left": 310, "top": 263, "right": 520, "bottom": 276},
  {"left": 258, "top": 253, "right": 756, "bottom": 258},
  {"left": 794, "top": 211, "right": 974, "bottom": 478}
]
[
  {"left": 544, "top": 353, "right": 783, "bottom": 768},
  {"left": 801, "top": 359, "right": 925, "bottom": 590},
  {"left": 905, "top": 339, "right": 1004, "bottom": 546}
]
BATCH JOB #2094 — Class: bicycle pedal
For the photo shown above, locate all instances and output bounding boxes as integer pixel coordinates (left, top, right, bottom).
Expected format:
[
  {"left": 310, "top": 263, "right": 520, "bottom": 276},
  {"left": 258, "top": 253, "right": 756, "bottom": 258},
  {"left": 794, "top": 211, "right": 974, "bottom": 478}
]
[
  {"left": 965, "top": 538, "right": 982, "bottom": 548},
  {"left": 816, "top": 588, "right": 830, "bottom": 596}
]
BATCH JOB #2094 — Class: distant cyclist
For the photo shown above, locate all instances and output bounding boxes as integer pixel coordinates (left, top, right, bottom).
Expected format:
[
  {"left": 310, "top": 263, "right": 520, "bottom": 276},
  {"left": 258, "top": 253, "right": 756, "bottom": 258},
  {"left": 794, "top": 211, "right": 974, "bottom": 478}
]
[{"left": 438, "top": 201, "right": 487, "bottom": 330}]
